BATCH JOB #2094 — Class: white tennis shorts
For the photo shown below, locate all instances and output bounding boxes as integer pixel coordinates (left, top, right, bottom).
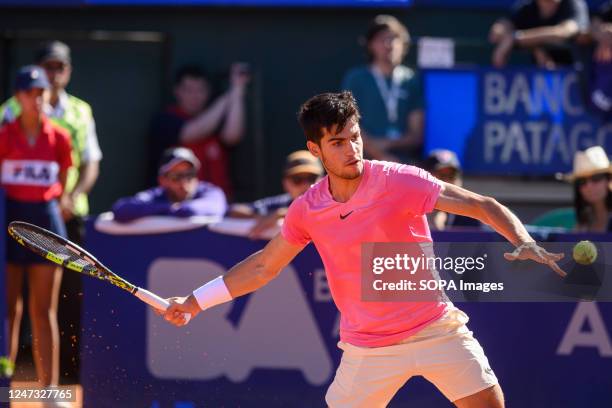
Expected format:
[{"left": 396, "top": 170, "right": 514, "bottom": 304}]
[{"left": 325, "top": 307, "right": 499, "bottom": 407}]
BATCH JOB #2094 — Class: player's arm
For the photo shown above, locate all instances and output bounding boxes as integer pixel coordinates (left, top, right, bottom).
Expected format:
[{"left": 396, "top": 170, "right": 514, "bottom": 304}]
[
  {"left": 434, "top": 182, "right": 529, "bottom": 246},
  {"left": 434, "top": 182, "right": 566, "bottom": 277},
  {"left": 163, "top": 233, "right": 304, "bottom": 326}
]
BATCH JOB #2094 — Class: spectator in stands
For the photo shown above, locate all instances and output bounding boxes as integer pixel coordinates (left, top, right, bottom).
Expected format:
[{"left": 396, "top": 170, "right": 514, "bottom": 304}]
[
  {"left": 560, "top": 146, "right": 612, "bottom": 232},
  {"left": 423, "top": 149, "right": 480, "bottom": 230},
  {"left": 112, "top": 147, "right": 227, "bottom": 223},
  {"left": 342, "top": 15, "right": 424, "bottom": 164},
  {"left": 489, "top": 0, "right": 589, "bottom": 69},
  {"left": 589, "top": 1, "right": 612, "bottom": 116},
  {"left": 148, "top": 64, "right": 250, "bottom": 197},
  {"left": 1, "top": 66, "right": 73, "bottom": 388},
  {"left": 229, "top": 150, "right": 324, "bottom": 239},
  {"left": 0, "top": 41, "right": 103, "bottom": 383}
]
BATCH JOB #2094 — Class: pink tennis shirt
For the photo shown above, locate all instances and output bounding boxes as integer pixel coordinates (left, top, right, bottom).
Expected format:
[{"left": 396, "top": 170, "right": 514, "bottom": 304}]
[{"left": 282, "top": 160, "right": 448, "bottom": 347}]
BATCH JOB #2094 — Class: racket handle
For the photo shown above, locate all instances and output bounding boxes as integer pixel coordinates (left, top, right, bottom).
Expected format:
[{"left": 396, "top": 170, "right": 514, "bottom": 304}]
[{"left": 135, "top": 287, "right": 192, "bottom": 324}]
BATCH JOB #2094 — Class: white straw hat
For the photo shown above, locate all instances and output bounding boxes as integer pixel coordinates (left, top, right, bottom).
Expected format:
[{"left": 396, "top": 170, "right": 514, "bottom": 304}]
[{"left": 557, "top": 146, "right": 612, "bottom": 182}]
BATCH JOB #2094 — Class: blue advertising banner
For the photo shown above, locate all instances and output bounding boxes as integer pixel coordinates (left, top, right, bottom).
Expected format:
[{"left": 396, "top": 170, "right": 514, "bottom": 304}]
[
  {"left": 424, "top": 68, "right": 612, "bottom": 176},
  {"left": 81, "top": 222, "right": 612, "bottom": 407}
]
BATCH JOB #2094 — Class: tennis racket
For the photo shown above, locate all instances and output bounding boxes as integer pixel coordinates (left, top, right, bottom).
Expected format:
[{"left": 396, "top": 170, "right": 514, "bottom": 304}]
[{"left": 8, "top": 221, "right": 190, "bottom": 321}]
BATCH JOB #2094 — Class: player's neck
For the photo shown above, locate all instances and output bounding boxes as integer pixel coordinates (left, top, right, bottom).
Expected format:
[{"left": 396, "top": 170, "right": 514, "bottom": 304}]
[{"left": 328, "top": 173, "right": 363, "bottom": 203}]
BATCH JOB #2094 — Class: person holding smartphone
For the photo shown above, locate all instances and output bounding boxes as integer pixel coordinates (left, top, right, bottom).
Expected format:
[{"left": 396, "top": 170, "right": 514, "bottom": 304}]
[{"left": 148, "top": 63, "right": 251, "bottom": 198}]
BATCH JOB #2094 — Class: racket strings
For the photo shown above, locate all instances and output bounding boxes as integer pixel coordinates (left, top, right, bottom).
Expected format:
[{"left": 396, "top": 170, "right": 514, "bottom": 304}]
[
  {"left": 16, "top": 225, "right": 95, "bottom": 272},
  {"left": 10, "top": 222, "right": 137, "bottom": 293}
]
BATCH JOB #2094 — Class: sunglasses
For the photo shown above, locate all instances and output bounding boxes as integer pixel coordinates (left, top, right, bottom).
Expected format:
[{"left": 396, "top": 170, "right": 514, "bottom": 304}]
[
  {"left": 575, "top": 173, "right": 609, "bottom": 187},
  {"left": 288, "top": 174, "right": 319, "bottom": 185},
  {"left": 164, "top": 170, "right": 198, "bottom": 182}
]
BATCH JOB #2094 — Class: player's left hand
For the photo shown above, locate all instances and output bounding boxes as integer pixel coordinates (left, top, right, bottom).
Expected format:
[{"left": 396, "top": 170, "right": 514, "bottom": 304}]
[{"left": 504, "top": 242, "right": 567, "bottom": 278}]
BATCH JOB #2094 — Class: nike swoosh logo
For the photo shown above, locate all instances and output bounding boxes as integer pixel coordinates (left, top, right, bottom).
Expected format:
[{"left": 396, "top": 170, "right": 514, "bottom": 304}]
[{"left": 339, "top": 210, "right": 354, "bottom": 220}]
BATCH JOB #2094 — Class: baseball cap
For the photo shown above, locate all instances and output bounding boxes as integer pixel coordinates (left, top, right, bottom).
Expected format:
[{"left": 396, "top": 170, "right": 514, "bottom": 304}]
[
  {"left": 158, "top": 147, "right": 201, "bottom": 175},
  {"left": 422, "top": 149, "right": 461, "bottom": 172},
  {"left": 14, "top": 65, "right": 50, "bottom": 92},
  {"left": 284, "top": 150, "right": 324, "bottom": 177},
  {"left": 36, "top": 41, "right": 71, "bottom": 64}
]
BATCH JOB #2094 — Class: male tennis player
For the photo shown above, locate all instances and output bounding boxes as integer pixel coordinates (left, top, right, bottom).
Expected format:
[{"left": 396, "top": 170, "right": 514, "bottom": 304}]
[{"left": 163, "top": 92, "right": 565, "bottom": 408}]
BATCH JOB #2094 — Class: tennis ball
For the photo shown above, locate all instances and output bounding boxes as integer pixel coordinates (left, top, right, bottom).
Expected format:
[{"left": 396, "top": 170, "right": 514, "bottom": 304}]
[
  {"left": 0, "top": 356, "right": 14, "bottom": 378},
  {"left": 573, "top": 240, "right": 598, "bottom": 265}
]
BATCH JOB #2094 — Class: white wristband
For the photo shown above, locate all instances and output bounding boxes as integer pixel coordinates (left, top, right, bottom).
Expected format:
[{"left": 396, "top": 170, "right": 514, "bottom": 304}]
[{"left": 192, "top": 276, "right": 233, "bottom": 311}]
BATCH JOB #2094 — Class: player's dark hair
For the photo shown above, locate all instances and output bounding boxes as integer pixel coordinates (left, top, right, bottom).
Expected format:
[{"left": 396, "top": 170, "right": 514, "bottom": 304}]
[
  {"left": 363, "top": 15, "right": 410, "bottom": 63},
  {"left": 297, "top": 91, "right": 361, "bottom": 145},
  {"left": 574, "top": 172, "right": 612, "bottom": 226},
  {"left": 174, "top": 65, "right": 208, "bottom": 86}
]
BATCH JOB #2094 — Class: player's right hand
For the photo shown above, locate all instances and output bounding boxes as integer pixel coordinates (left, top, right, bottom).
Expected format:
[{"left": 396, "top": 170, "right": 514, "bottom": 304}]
[{"left": 163, "top": 295, "right": 201, "bottom": 327}]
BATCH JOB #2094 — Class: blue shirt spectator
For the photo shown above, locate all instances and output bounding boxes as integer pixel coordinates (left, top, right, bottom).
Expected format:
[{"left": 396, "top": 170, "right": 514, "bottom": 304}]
[
  {"left": 112, "top": 147, "right": 227, "bottom": 223},
  {"left": 341, "top": 15, "right": 424, "bottom": 165}
]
